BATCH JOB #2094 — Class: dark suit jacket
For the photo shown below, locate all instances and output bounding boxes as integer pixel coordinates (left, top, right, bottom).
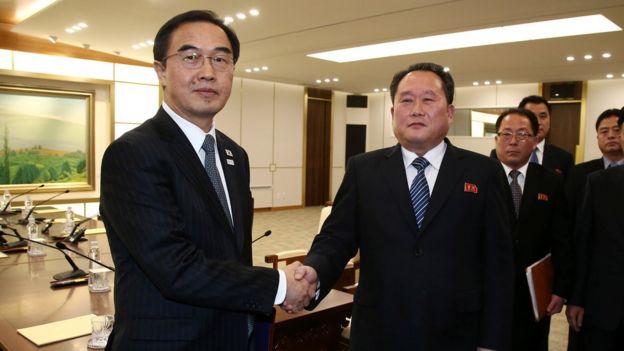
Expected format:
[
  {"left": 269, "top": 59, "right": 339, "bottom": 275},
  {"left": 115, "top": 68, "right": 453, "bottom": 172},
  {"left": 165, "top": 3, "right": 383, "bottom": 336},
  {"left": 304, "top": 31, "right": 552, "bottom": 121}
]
[
  {"left": 305, "top": 140, "right": 514, "bottom": 350},
  {"left": 100, "top": 108, "right": 278, "bottom": 351},
  {"left": 490, "top": 142, "right": 574, "bottom": 178},
  {"left": 564, "top": 158, "right": 604, "bottom": 220},
  {"left": 501, "top": 163, "right": 571, "bottom": 349},
  {"left": 569, "top": 166, "right": 624, "bottom": 331}
]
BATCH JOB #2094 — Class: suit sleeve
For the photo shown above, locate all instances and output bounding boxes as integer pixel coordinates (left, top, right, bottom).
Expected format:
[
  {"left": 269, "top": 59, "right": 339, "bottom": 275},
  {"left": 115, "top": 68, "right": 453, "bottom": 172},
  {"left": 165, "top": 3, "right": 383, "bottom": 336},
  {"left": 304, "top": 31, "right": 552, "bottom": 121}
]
[
  {"left": 568, "top": 177, "right": 594, "bottom": 306},
  {"left": 100, "top": 138, "right": 278, "bottom": 315},
  {"left": 550, "top": 175, "right": 574, "bottom": 298},
  {"left": 479, "top": 162, "right": 514, "bottom": 350}
]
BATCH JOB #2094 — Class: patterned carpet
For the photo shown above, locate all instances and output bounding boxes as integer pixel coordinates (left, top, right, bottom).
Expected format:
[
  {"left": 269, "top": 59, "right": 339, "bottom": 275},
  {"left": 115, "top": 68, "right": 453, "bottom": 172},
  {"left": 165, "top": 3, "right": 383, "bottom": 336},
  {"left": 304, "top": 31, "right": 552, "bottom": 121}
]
[{"left": 251, "top": 206, "right": 569, "bottom": 350}]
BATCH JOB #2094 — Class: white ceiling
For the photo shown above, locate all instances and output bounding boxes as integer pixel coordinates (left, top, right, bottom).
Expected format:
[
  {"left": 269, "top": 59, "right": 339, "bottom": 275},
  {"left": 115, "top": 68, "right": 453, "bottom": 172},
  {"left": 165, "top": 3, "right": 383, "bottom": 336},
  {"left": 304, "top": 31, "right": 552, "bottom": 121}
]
[{"left": 11, "top": 0, "right": 624, "bottom": 93}]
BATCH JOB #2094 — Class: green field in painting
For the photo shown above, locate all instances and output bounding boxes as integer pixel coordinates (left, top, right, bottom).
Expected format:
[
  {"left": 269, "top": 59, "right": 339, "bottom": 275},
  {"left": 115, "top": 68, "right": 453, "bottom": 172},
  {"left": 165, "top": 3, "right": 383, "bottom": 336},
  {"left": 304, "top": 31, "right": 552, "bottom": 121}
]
[{"left": 0, "top": 147, "right": 86, "bottom": 185}]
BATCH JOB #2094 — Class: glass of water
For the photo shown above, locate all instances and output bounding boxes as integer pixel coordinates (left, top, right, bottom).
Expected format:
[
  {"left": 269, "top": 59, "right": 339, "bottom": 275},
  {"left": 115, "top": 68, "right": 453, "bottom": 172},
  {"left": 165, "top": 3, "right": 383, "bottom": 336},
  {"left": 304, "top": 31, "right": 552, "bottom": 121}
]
[{"left": 87, "top": 314, "right": 114, "bottom": 349}]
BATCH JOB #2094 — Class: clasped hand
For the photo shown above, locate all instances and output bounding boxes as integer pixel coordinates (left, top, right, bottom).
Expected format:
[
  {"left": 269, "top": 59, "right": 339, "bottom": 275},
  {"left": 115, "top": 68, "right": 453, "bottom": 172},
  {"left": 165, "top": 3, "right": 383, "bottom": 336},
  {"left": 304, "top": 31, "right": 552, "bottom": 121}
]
[{"left": 280, "top": 261, "right": 318, "bottom": 313}]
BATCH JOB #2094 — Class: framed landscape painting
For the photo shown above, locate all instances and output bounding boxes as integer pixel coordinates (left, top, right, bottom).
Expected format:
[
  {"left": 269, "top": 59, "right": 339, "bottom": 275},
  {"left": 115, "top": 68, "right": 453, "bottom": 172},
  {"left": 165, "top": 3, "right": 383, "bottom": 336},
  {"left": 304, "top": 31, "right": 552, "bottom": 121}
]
[{"left": 0, "top": 85, "right": 94, "bottom": 192}]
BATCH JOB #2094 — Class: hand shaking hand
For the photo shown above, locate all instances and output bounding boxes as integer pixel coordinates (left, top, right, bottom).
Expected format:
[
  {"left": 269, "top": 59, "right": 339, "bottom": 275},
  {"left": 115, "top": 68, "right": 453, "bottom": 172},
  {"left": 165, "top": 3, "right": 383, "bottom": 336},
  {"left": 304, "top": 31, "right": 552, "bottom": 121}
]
[{"left": 280, "top": 262, "right": 318, "bottom": 313}]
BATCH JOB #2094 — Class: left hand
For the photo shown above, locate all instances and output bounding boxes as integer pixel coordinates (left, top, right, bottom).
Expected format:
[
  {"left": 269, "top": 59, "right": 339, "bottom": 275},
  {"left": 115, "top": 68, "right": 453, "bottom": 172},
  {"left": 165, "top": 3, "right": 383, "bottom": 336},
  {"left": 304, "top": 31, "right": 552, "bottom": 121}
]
[{"left": 546, "top": 294, "right": 566, "bottom": 315}]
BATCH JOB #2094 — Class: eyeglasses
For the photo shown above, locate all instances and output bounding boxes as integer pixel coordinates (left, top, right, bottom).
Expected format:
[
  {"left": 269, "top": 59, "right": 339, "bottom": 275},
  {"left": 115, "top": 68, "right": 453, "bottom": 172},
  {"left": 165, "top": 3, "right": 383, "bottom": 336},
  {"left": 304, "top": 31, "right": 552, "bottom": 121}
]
[
  {"left": 161, "top": 50, "right": 234, "bottom": 71},
  {"left": 496, "top": 131, "right": 534, "bottom": 142}
]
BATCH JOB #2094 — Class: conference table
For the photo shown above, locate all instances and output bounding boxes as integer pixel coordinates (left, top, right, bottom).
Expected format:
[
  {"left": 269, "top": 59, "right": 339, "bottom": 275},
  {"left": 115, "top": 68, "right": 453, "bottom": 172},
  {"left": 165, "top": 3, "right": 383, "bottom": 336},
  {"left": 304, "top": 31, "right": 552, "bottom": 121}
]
[{"left": 0, "top": 213, "right": 353, "bottom": 351}]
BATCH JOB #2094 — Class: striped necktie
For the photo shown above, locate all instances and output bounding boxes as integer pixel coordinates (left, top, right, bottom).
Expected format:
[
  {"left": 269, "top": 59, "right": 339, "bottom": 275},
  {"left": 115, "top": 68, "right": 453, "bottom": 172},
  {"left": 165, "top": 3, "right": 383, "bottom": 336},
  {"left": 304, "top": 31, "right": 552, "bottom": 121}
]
[{"left": 410, "top": 157, "right": 430, "bottom": 228}]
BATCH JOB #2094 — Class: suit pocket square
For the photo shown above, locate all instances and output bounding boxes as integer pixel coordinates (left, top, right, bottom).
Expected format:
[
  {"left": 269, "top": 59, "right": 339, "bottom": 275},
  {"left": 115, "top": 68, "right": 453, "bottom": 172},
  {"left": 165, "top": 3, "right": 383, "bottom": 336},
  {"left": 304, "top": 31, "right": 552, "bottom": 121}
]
[
  {"left": 463, "top": 182, "right": 478, "bottom": 194},
  {"left": 537, "top": 193, "right": 549, "bottom": 201}
]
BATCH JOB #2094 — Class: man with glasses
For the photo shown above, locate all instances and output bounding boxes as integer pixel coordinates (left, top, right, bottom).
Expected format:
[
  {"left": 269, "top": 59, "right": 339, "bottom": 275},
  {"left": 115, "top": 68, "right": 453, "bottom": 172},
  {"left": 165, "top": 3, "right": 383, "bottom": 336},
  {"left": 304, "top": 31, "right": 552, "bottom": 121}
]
[
  {"left": 100, "top": 10, "right": 315, "bottom": 351},
  {"left": 493, "top": 108, "right": 571, "bottom": 351}
]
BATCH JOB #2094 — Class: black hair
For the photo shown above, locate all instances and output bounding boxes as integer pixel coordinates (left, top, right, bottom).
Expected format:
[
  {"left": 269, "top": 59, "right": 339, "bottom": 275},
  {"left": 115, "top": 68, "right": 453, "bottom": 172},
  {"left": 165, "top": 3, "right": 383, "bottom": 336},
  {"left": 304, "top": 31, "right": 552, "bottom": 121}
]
[
  {"left": 495, "top": 108, "right": 539, "bottom": 136},
  {"left": 153, "top": 10, "right": 240, "bottom": 64},
  {"left": 518, "top": 95, "right": 551, "bottom": 114},
  {"left": 389, "top": 62, "right": 454, "bottom": 104},
  {"left": 595, "top": 108, "right": 623, "bottom": 131}
]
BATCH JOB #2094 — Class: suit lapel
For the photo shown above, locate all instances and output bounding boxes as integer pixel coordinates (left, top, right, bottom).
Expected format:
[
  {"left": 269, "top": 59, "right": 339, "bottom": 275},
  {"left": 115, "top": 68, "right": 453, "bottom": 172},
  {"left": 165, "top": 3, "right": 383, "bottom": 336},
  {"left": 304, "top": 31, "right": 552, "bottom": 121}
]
[
  {"left": 153, "top": 111, "right": 237, "bottom": 245},
  {"left": 380, "top": 145, "right": 420, "bottom": 233},
  {"left": 420, "top": 141, "right": 465, "bottom": 233}
]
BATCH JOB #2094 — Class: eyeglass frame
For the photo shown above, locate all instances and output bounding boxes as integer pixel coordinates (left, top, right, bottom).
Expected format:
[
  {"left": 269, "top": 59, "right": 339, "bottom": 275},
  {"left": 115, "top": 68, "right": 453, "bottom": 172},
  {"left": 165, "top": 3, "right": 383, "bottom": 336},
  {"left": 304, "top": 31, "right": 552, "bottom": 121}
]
[
  {"left": 496, "top": 130, "right": 535, "bottom": 143},
  {"left": 158, "top": 48, "right": 235, "bottom": 71}
]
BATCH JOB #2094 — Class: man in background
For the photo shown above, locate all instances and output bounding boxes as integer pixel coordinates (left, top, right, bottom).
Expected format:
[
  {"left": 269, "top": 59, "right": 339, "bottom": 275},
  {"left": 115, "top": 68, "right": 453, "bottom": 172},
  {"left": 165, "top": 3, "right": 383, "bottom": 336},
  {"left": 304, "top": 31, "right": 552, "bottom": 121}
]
[
  {"left": 564, "top": 108, "right": 623, "bottom": 350},
  {"left": 493, "top": 108, "right": 570, "bottom": 351},
  {"left": 566, "top": 114, "right": 624, "bottom": 350},
  {"left": 100, "top": 10, "right": 314, "bottom": 351},
  {"left": 296, "top": 62, "right": 513, "bottom": 350}
]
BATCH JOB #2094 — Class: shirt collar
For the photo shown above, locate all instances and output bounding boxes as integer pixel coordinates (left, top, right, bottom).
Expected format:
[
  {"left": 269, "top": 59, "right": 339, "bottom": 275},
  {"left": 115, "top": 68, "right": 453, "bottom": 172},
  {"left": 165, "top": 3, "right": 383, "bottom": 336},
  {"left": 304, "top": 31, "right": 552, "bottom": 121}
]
[
  {"left": 163, "top": 102, "right": 216, "bottom": 153},
  {"left": 536, "top": 139, "right": 545, "bottom": 153},
  {"left": 401, "top": 140, "right": 447, "bottom": 171},
  {"left": 500, "top": 160, "right": 529, "bottom": 178}
]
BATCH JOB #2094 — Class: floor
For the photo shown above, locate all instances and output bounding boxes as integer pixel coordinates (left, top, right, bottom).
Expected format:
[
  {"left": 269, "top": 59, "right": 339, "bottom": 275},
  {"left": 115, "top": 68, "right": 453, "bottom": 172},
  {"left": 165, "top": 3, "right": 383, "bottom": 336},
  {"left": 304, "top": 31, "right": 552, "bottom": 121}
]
[{"left": 251, "top": 206, "right": 569, "bottom": 351}]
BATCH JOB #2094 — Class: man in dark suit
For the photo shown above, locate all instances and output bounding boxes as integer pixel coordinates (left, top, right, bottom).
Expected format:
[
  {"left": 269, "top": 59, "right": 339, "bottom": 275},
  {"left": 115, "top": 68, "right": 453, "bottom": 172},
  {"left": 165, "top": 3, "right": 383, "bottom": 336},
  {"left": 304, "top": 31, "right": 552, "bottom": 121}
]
[
  {"left": 100, "top": 11, "right": 314, "bottom": 351},
  {"left": 564, "top": 108, "right": 623, "bottom": 350},
  {"left": 490, "top": 96, "right": 574, "bottom": 177},
  {"left": 566, "top": 114, "right": 624, "bottom": 350},
  {"left": 295, "top": 63, "right": 514, "bottom": 350},
  {"left": 493, "top": 108, "right": 571, "bottom": 351}
]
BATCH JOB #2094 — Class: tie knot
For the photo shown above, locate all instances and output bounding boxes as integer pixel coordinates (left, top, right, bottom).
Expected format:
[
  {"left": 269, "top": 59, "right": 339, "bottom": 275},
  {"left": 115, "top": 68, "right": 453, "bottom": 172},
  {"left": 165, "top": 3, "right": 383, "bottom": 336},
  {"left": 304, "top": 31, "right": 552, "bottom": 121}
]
[
  {"left": 412, "top": 157, "right": 430, "bottom": 171},
  {"left": 509, "top": 169, "right": 520, "bottom": 180},
  {"left": 202, "top": 134, "right": 215, "bottom": 153}
]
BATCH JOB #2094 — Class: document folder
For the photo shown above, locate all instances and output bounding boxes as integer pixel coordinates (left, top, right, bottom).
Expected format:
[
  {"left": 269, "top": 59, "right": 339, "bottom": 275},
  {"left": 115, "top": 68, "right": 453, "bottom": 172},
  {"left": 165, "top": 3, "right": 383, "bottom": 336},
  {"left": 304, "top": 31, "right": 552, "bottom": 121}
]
[{"left": 526, "top": 253, "right": 553, "bottom": 321}]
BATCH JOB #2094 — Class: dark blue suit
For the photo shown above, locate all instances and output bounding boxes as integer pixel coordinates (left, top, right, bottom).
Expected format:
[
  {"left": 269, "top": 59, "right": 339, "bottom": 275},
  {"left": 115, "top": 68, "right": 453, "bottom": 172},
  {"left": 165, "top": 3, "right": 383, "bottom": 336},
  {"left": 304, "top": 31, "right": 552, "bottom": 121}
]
[
  {"left": 305, "top": 140, "right": 514, "bottom": 350},
  {"left": 100, "top": 108, "right": 278, "bottom": 351}
]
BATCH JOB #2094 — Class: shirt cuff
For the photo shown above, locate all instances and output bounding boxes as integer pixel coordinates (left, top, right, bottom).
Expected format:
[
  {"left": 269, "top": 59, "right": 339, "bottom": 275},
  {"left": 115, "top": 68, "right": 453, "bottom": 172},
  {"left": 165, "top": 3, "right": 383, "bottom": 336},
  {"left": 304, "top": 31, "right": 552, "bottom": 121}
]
[{"left": 274, "top": 269, "right": 287, "bottom": 304}]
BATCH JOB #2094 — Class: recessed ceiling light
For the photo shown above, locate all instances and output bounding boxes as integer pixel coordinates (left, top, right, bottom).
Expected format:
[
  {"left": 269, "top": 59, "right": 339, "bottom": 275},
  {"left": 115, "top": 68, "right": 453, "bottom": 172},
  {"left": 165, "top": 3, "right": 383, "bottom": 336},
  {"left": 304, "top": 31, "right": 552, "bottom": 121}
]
[
  {"left": 236, "top": 13, "right": 246, "bottom": 20},
  {"left": 621, "top": 73, "right": 624, "bottom": 78},
  {"left": 316, "top": 79, "right": 322, "bottom": 84},
  {"left": 249, "top": 9, "right": 260, "bottom": 16},
  {"left": 323, "top": 78, "right": 330, "bottom": 83},
  {"left": 308, "top": 15, "right": 621, "bottom": 63},
  {"left": 382, "top": 88, "right": 388, "bottom": 92},
  {"left": 72, "top": 25, "right": 81, "bottom": 31},
  {"left": 332, "top": 78, "right": 339, "bottom": 82},
  {"left": 374, "top": 88, "right": 380, "bottom": 92},
  {"left": 261, "top": 66, "right": 268, "bottom": 71},
  {"left": 484, "top": 81, "right": 491, "bottom": 85},
  {"left": 443, "top": 67, "right": 450, "bottom": 72},
  {"left": 566, "top": 56, "right": 575, "bottom": 61},
  {"left": 472, "top": 82, "right": 479, "bottom": 86},
  {"left": 245, "top": 68, "right": 252, "bottom": 73},
  {"left": 146, "top": 40, "right": 154, "bottom": 46},
  {"left": 139, "top": 42, "right": 147, "bottom": 48},
  {"left": 65, "top": 28, "right": 74, "bottom": 34},
  {"left": 606, "top": 73, "right": 614, "bottom": 78},
  {"left": 77, "top": 22, "right": 88, "bottom": 28},
  {"left": 584, "top": 54, "right": 593, "bottom": 60},
  {"left": 495, "top": 80, "right": 502, "bottom": 85},
  {"left": 602, "top": 52, "right": 612, "bottom": 58},
  {"left": 253, "top": 67, "right": 260, "bottom": 72},
  {"left": 224, "top": 16, "right": 234, "bottom": 25},
  {"left": 132, "top": 44, "right": 140, "bottom": 50}
]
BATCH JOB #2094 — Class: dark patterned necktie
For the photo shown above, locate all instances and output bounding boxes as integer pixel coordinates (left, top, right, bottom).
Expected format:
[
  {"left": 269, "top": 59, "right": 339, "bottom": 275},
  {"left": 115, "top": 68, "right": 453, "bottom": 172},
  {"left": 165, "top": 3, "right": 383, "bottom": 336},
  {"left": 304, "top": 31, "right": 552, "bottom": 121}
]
[
  {"left": 201, "top": 135, "right": 233, "bottom": 227},
  {"left": 410, "top": 157, "right": 430, "bottom": 228},
  {"left": 509, "top": 169, "right": 522, "bottom": 217}
]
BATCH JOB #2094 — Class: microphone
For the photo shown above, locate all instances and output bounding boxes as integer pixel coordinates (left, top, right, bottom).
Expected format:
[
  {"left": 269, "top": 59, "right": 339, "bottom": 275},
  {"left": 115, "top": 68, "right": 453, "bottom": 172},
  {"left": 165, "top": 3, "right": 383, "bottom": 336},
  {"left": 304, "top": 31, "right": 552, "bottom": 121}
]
[
  {"left": 17, "top": 189, "right": 70, "bottom": 224},
  {"left": 64, "top": 214, "right": 99, "bottom": 243},
  {"left": 56, "top": 242, "right": 115, "bottom": 272},
  {"left": 252, "top": 230, "right": 272, "bottom": 244},
  {"left": 0, "top": 184, "right": 45, "bottom": 214},
  {"left": 0, "top": 224, "right": 27, "bottom": 249},
  {"left": 41, "top": 219, "right": 55, "bottom": 234}
]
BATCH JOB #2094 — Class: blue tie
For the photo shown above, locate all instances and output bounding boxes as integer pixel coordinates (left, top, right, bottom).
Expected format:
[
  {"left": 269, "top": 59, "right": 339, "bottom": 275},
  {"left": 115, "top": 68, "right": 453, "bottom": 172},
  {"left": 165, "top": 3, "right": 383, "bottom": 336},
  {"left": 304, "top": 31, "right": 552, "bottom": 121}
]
[
  {"left": 201, "top": 135, "right": 233, "bottom": 228},
  {"left": 410, "top": 157, "right": 430, "bottom": 228},
  {"left": 530, "top": 149, "right": 539, "bottom": 164}
]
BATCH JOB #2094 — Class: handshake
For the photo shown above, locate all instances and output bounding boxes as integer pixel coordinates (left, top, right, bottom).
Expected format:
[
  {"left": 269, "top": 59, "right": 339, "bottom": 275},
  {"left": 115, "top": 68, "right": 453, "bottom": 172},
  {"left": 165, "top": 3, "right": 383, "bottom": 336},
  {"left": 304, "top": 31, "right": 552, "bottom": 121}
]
[{"left": 280, "top": 261, "right": 318, "bottom": 314}]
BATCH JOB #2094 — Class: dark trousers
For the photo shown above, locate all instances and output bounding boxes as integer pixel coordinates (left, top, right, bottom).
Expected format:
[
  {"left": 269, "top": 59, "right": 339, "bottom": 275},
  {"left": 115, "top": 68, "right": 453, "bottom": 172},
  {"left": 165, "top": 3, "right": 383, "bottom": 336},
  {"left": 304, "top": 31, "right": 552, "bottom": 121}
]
[
  {"left": 581, "top": 323, "right": 624, "bottom": 351},
  {"left": 566, "top": 327, "right": 583, "bottom": 351}
]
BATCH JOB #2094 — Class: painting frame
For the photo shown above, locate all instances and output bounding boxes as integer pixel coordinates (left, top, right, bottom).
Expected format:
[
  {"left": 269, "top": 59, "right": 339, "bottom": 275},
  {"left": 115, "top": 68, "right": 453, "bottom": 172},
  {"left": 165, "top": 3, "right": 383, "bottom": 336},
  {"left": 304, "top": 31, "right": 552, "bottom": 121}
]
[{"left": 0, "top": 84, "right": 95, "bottom": 193}]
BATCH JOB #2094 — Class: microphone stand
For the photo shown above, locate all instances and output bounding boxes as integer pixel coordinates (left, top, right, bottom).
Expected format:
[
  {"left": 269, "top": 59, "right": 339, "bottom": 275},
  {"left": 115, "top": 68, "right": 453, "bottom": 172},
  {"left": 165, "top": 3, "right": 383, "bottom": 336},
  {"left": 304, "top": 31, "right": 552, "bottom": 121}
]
[
  {"left": 0, "top": 225, "right": 27, "bottom": 249},
  {"left": 17, "top": 189, "right": 69, "bottom": 225},
  {"left": 0, "top": 184, "right": 45, "bottom": 215},
  {"left": 64, "top": 214, "right": 99, "bottom": 243}
]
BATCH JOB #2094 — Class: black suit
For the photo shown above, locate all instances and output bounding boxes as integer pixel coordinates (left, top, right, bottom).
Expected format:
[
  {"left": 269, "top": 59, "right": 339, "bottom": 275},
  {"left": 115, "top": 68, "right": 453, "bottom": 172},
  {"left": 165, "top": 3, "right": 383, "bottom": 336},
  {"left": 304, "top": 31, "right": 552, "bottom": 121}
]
[
  {"left": 490, "top": 142, "right": 574, "bottom": 178},
  {"left": 500, "top": 163, "right": 571, "bottom": 351},
  {"left": 305, "top": 140, "right": 514, "bottom": 350},
  {"left": 569, "top": 166, "right": 624, "bottom": 350},
  {"left": 563, "top": 158, "right": 604, "bottom": 351},
  {"left": 100, "top": 108, "right": 278, "bottom": 351}
]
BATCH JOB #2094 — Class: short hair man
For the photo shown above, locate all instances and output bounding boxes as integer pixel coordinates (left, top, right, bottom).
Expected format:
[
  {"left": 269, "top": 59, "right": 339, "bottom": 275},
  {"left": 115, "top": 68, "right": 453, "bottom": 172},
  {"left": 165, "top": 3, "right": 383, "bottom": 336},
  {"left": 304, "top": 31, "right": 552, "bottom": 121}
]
[
  {"left": 294, "top": 63, "right": 513, "bottom": 350},
  {"left": 494, "top": 108, "right": 571, "bottom": 351},
  {"left": 100, "top": 10, "right": 315, "bottom": 350},
  {"left": 566, "top": 114, "right": 624, "bottom": 350},
  {"left": 518, "top": 95, "right": 574, "bottom": 176}
]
